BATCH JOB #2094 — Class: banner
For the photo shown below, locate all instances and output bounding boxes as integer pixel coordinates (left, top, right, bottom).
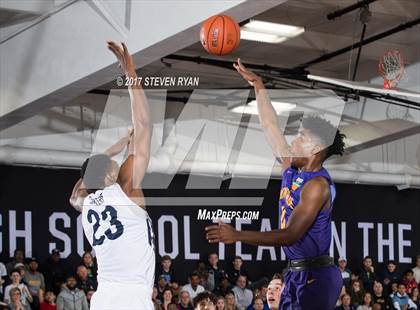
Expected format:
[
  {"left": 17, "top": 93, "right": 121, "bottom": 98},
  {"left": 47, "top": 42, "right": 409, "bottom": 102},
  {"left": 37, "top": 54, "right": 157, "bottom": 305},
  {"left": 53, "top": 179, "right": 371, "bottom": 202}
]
[{"left": 1, "top": 165, "right": 419, "bottom": 283}]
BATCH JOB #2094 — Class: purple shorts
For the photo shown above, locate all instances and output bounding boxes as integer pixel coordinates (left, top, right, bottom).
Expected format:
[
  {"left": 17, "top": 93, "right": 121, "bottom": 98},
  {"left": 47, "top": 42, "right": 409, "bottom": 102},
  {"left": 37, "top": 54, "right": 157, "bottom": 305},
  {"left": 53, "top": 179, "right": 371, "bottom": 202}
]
[{"left": 279, "top": 264, "right": 342, "bottom": 310}]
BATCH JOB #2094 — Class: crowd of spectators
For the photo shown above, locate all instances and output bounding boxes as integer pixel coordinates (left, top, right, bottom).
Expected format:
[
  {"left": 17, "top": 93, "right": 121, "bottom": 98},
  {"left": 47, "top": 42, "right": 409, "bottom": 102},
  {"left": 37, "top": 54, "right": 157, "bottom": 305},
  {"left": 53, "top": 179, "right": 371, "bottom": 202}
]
[
  {"left": 1, "top": 250, "right": 419, "bottom": 310},
  {"left": 335, "top": 255, "right": 420, "bottom": 310}
]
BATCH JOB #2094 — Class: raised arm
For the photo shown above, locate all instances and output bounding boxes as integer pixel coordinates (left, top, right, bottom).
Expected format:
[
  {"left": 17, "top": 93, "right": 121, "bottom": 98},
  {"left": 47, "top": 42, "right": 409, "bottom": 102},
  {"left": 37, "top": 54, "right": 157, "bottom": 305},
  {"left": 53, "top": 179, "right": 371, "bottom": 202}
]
[
  {"left": 107, "top": 41, "right": 151, "bottom": 199},
  {"left": 205, "top": 177, "right": 330, "bottom": 246},
  {"left": 234, "top": 59, "right": 292, "bottom": 168}
]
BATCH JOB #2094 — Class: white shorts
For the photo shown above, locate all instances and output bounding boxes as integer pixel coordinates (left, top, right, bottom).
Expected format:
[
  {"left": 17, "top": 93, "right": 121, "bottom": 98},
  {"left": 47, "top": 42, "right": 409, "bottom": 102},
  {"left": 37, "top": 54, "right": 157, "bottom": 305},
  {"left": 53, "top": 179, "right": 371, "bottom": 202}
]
[{"left": 90, "top": 282, "right": 154, "bottom": 310}]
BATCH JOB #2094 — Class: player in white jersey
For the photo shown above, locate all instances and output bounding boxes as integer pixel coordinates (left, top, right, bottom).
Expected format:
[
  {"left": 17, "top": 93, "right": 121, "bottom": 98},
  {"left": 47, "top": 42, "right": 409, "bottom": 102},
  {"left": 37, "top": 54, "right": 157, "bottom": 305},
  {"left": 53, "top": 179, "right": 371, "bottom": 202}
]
[{"left": 69, "top": 41, "right": 154, "bottom": 310}]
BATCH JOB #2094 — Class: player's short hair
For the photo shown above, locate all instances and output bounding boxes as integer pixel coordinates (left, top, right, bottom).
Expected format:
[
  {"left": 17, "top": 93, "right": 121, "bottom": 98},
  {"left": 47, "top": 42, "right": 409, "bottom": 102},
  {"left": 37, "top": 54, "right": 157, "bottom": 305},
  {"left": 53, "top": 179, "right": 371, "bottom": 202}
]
[
  {"left": 233, "top": 256, "right": 242, "bottom": 261},
  {"left": 193, "top": 291, "right": 218, "bottom": 308},
  {"left": 301, "top": 116, "right": 345, "bottom": 160},
  {"left": 190, "top": 271, "right": 200, "bottom": 279},
  {"left": 80, "top": 154, "right": 112, "bottom": 194}
]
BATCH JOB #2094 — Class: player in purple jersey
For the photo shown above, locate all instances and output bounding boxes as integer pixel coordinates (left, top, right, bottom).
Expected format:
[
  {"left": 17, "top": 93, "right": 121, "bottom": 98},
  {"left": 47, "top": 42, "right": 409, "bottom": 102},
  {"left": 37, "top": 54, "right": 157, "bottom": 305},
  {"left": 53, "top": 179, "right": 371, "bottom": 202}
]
[{"left": 206, "top": 59, "right": 346, "bottom": 310}]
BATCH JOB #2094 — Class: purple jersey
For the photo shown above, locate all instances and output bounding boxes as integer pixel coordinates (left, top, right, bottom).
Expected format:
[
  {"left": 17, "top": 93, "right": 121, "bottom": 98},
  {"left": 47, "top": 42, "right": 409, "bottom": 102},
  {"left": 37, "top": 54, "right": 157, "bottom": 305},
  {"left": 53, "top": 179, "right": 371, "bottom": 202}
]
[
  {"left": 278, "top": 166, "right": 341, "bottom": 310},
  {"left": 279, "top": 166, "right": 336, "bottom": 260}
]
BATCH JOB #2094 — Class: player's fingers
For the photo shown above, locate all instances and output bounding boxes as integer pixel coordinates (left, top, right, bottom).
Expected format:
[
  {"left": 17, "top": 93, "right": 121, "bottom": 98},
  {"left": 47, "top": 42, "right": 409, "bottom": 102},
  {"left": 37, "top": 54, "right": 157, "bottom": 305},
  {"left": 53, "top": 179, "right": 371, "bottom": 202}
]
[
  {"left": 107, "top": 44, "right": 123, "bottom": 61},
  {"left": 206, "top": 230, "right": 220, "bottom": 239},
  {"left": 108, "top": 41, "right": 124, "bottom": 58},
  {"left": 121, "top": 42, "right": 129, "bottom": 57},
  {"left": 205, "top": 225, "right": 219, "bottom": 231},
  {"left": 237, "top": 58, "right": 247, "bottom": 71}
]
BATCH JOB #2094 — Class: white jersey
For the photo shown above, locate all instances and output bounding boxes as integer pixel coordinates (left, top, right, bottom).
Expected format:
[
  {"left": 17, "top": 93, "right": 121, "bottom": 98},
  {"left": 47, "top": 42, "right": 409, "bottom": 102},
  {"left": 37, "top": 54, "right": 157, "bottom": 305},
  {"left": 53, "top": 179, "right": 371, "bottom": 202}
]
[{"left": 82, "top": 183, "right": 155, "bottom": 288}]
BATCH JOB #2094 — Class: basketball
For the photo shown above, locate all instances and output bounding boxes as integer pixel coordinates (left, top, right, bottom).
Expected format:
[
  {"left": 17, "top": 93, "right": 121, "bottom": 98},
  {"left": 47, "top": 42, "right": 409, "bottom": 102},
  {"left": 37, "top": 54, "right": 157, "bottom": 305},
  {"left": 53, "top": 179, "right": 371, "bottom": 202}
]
[{"left": 200, "top": 15, "right": 240, "bottom": 56}]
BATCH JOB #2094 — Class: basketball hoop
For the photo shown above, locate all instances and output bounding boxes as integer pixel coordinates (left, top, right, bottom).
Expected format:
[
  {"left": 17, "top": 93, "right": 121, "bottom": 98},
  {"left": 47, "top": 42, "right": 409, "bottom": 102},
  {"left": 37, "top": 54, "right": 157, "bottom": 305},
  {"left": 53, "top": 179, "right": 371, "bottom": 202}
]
[{"left": 378, "top": 50, "right": 405, "bottom": 89}]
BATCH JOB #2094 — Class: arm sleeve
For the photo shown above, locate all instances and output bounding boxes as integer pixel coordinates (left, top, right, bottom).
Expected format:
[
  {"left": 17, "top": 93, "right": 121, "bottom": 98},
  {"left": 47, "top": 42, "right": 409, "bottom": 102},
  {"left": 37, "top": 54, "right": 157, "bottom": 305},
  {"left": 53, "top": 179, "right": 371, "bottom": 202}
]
[
  {"left": 56, "top": 294, "right": 64, "bottom": 310},
  {"left": 40, "top": 274, "right": 45, "bottom": 290}
]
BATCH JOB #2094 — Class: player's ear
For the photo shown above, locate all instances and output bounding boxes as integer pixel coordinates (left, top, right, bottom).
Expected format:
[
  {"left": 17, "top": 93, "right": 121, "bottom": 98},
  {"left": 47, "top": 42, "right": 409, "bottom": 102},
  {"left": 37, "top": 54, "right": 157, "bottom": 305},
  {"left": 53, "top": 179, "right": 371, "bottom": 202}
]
[{"left": 311, "top": 144, "right": 322, "bottom": 155}]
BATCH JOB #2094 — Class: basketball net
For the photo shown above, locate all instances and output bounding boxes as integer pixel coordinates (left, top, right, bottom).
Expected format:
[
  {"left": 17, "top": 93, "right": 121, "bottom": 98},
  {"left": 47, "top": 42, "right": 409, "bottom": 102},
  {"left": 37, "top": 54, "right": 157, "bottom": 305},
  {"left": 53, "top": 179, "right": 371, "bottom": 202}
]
[{"left": 378, "top": 50, "right": 405, "bottom": 89}]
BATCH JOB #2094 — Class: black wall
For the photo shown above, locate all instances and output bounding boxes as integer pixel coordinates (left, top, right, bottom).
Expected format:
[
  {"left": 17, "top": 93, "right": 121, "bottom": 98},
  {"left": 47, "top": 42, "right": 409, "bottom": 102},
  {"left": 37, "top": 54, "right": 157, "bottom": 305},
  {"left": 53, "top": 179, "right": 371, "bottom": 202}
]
[{"left": 1, "top": 165, "right": 419, "bottom": 283}]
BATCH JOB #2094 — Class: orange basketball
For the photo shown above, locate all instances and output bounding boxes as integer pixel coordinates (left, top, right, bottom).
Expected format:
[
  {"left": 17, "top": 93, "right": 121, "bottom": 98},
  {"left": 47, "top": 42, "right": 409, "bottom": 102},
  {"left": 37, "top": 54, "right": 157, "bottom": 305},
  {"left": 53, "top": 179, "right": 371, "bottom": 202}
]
[{"left": 200, "top": 15, "right": 240, "bottom": 56}]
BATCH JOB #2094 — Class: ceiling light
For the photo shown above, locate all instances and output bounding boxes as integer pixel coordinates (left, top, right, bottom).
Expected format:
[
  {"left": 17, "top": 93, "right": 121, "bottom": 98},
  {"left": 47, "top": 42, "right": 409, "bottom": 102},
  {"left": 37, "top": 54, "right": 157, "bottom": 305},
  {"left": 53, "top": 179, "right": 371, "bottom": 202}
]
[
  {"left": 240, "top": 30, "right": 287, "bottom": 44},
  {"left": 241, "top": 20, "right": 304, "bottom": 43},
  {"left": 230, "top": 100, "right": 296, "bottom": 115}
]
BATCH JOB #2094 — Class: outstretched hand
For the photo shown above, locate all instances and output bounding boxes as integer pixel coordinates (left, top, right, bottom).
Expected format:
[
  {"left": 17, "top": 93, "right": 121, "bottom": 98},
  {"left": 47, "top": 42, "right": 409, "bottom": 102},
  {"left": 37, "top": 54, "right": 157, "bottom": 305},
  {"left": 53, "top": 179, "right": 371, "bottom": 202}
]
[
  {"left": 233, "top": 58, "right": 263, "bottom": 87},
  {"left": 205, "top": 222, "right": 238, "bottom": 244},
  {"left": 107, "top": 40, "right": 136, "bottom": 76}
]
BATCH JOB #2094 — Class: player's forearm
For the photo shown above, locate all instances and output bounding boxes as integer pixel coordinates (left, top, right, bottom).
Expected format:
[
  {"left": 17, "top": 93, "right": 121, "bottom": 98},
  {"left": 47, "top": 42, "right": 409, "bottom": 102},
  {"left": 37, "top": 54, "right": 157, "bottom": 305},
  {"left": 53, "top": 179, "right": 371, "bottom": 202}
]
[
  {"left": 235, "top": 229, "right": 296, "bottom": 246},
  {"left": 254, "top": 82, "right": 290, "bottom": 155},
  {"left": 126, "top": 70, "right": 150, "bottom": 129}
]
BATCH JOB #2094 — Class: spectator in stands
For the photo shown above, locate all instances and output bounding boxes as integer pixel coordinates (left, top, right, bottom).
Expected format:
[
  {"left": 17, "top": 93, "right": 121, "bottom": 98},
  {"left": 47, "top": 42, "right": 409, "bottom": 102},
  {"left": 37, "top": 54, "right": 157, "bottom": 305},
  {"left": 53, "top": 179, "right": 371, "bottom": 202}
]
[
  {"left": 157, "top": 256, "right": 176, "bottom": 285},
  {"left": 412, "top": 255, "right": 420, "bottom": 285},
  {"left": 168, "top": 303, "right": 178, "bottom": 310},
  {"left": 24, "top": 258, "right": 45, "bottom": 310},
  {"left": 41, "top": 250, "right": 69, "bottom": 296},
  {"left": 371, "top": 281, "right": 389, "bottom": 310},
  {"left": 382, "top": 261, "right": 400, "bottom": 288},
  {"left": 232, "top": 275, "right": 252, "bottom": 310},
  {"left": 391, "top": 283, "right": 417, "bottom": 310},
  {"left": 40, "top": 291, "right": 56, "bottom": 310},
  {"left": 182, "top": 272, "right": 205, "bottom": 301},
  {"left": 338, "top": 258, "right": 352, "bottom": 289},
  {"left": 162, "top": 288, "right": 174, "bottom": 310},
  {"left": 390, "top": 282, "right": 399, "bottom": 297},
  {"left": 6, "top": 250, "right": 25, "bottom": 276},
  {"left": 225, "top": 291, "right": 239, "bottom": 310},
  {"left": 171, "top": 281, "right": 181, "bottom": 303},
  {"left": 216, "top": 296, "right": 225, "bottom": 310},
  {"left": 207, "top": 253, "right": 225, "bottom": 292},
  {"left": 336, "top": 285, "right": 347, "bottom": 308},
  {"left": 360, "top": 257, "right": 376, "bottom": 293},
  {"left": 350, "top": 280, "right": 365, "bottom": 307},
  {"left": 193, "top": 291, "right": 217, "bottom": 310},
  {"left": 258, "top": 284, "right": 268, "bottom": 304},
  {"left": 178, "top": 290, "right": 193, "bottom": 310},
  {"left": 85, "top": 290, "right": 94, "bottom": 308},
  {"left": 214, "top": 276, "right": 232, "bottom": 297},
  {"left": 356, "top": 292, "right": 373, "bottom": 310},
  {"left": 0, "top": 261, "right": 7, "bottom": 301},
  {"left": 410, "top": 287, "right": 420, "bottom": 308},
  {"left": 7, "top": 287, "right": 30, "bottom": 310},
  {"left": 56, "top": 275, "right": 88, "bottom": 310},
  {"left": 227, "top": 257, "right": 248, "bottom": 286},
  {"left": 246, "top": 297, "right": 265, "bottom": 310},
  {"left": 80, "top": 252, "right": 97, "bottom": 281},
  {"left": 14, "top": 264, "right": 26, "bottom": 279},
  {"left": 4, "top": 270, "right": 33, "bottom": 306},
  {"left": 266, "top": 279, "right": 283, "bottom": 310},
  {"left": 157, "top": 275, "right": 170, "bottom": 302},
  {"left": 75, "top": 265, "right": 97, "bottom": 295},
  {"left": 335, "top": 293, "right": 355, "bottom": 310},
  {"left": 152, "top": 286, "right": 162, "bottom": 308},
  {"left": 403, "top": 270, "right": 418, "bottom": 295}
]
